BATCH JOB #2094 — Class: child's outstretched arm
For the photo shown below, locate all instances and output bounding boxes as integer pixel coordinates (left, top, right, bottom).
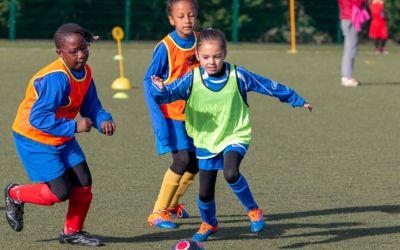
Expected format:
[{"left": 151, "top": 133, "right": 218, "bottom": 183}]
[
  {"left": 236, "top": 66, "right": 310, "bottom": 109},
  {"left": 150, "top": 72, "right": 194, "bottom": 104}
]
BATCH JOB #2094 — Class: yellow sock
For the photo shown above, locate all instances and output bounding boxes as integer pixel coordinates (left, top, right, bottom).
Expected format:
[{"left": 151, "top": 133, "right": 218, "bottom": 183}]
[
  {"left": 169, "top": 171, "right": 196, "bottom": 208},
  {"left": 152, "top": 169, "right": 181, "bottom": 213}
]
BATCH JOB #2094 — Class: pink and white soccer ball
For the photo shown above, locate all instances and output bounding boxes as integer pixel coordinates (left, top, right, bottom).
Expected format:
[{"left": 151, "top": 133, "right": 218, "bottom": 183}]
[{"left": 171, "top": 239, "right": 206, "bottom": 250}]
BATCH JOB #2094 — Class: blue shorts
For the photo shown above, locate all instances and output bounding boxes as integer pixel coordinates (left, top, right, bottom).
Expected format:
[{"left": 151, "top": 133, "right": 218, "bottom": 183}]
[
  {"left": 13, "top": 132, "right": 86, "bottom": 182},
  {"left": 198, "top": 144, "right": 249, "bottom": 171},
  {"left": 156, "top": 119, "right": 195, "bottom": 155}
]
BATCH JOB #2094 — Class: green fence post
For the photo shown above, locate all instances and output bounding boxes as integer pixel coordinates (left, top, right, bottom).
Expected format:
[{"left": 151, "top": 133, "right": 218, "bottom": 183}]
[
  {"left": 232, "top": 0, "right": 239, "bottom": 43},
  {"left": 9, "top": 0, "right": 17, "bottom": 40},
  {"left": 124, "top": 0, "right": 131, "bottom": 42},
  {"left": 337, "top": 4, "right": 342, "bottom": 45}
]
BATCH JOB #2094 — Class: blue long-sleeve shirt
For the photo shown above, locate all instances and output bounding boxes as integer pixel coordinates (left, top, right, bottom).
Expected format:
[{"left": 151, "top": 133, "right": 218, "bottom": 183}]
[
  {"left": 143, "top": 31, "right": 197, "bottom": 146},
  {"left": 151, "top": 62, "right": 305, "bottom": 107},
  {"left": 30, "top": 67, "right": 112, "bottom": 137}
]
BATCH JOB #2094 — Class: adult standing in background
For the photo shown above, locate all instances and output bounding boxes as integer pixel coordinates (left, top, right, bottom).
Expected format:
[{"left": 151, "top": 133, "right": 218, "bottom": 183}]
[
  {"left": 338, "top": 0, "right": 367, "bottom": 87},
  {"left": 368, "top": 0, "right": 388, "bottom": 54}
]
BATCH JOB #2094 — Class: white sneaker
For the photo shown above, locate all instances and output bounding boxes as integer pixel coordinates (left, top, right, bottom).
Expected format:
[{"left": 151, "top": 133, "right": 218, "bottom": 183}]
[{"left": 341, "top": 77, "right": 359, "bottom": 87}]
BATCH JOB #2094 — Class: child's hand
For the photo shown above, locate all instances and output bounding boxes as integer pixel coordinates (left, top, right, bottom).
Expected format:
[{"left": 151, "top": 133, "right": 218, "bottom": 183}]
[
  {"left": 76, "top": 117, "right": 93, "bottom": 133},
  {"left": 151, "top": 75, "right": 165, "bottom": 91},
  {"left": 304, "top": 102, "right": 312, "bottom": 112},
  {"left": 101, "top": 120, "right": 116, "bottom": 136}
]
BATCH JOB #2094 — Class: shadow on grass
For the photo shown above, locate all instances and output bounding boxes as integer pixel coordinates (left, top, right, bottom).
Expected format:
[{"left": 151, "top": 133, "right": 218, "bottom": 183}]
[
  {"left": 35, "top": 229, "right": 196, "bottom": 244},
  {"left": 214, "top": 204, "right": 400, "bottom": 221},
  {"left": 360, "top": 82, "right": 400, "bottom": 86},
  {"left": 279, "top": 225, "right": 400, "bottom": 249},
  {"left": 34, "top": 205, "right": 400, "bottom": 246},
  {"left": 206, "top": 204, "right": 400, "bottom": 248},
  {"left": 269, "top": 204, "right": 400, "bottom": 249},
  {"left": 36, "top": 222, "right": 356, "bottom": 244}
]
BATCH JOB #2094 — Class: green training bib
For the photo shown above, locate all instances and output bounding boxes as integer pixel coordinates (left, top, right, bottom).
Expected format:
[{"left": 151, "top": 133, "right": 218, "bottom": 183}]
[{"left": 185, "top": 64, "right": 252, "bottom": 153}]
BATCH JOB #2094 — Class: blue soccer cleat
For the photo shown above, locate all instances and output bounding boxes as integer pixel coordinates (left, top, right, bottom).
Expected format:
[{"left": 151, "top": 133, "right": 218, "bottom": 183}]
[
  {"left": 147, "top": 211, "right": 177, "bottom": 229},
  {"left": 167, "top": 204, "right": 190, "bottom": 219},
  {"left": 192, "top": 222, "right": 219, "bottom": 242},
  {"left": 247, "top": 208, "right": 266, "bottom": 233}
]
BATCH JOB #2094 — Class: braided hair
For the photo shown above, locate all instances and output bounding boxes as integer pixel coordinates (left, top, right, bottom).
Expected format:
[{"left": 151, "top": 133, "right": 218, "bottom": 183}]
[{"left": 53, "top": 23, "right": 98, "bottom": 49}]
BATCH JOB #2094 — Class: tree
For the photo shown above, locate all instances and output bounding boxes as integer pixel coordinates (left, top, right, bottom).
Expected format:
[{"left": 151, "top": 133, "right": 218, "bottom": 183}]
[
  {"left": 0, "top": 0, "right": 399, "bottom": 43},
  {"left": 385, "top": 0, "right": 400, "bottom": 42}
]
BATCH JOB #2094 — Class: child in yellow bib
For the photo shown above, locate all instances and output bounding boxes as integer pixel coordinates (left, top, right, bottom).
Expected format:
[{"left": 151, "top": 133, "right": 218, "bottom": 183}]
[
  {"left": 151, "top": 28, "right": 312, "bottom": 242},
  {"left": 143, "top": 0, "right": 200, "bottom": 229}
]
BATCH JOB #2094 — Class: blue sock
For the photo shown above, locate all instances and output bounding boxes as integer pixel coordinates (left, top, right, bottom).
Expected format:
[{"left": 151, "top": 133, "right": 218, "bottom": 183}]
[
  {"left": 197, "top": 196, "right": 217, "bottom": 226},
  {"left": 228, "top": 175, "right": 258, "bottom": 212}
]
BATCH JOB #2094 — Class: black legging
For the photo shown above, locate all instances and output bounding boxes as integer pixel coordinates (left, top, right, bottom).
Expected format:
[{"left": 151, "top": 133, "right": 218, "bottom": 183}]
[
  {"left": 169, "top": 150, "right": 199, "bottom": 175},
  {"left": 199, "top": 151, "right": 243, "bottom": 203},
  {"left": 46, "top": 161, "right": 92, "bottom": 201},
  {"left": 374, "top": 39, "right": 386, "bottom": 50}
]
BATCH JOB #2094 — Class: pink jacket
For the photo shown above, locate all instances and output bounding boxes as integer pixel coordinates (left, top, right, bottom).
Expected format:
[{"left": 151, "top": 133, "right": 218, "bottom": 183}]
[{"left": 352, "top": 4, "right": 370, "bottom": 32}]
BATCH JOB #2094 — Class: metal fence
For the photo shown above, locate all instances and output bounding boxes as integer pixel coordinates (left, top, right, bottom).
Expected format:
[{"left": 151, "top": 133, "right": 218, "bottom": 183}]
[{"left": 1, "top": 0, "right": 396, "bottom": 43}]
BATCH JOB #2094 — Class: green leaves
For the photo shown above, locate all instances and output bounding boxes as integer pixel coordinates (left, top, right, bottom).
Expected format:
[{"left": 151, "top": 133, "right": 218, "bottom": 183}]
[{"left": 0, "top": 0, "right": 399, "bottom": 43}]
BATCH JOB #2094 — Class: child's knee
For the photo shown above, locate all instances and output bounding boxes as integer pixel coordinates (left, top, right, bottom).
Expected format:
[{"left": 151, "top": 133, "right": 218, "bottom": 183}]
[
  {"left": 199, "top": 192, "right": 214, "bottom": 203},
  {"left": 223, "top": 169, "right": 240, "bottom": 184},
  {"left": 50, "top": 185, "right": 73, "bottom": 201},
  {"left": 173, "top": 154, "right": 190, "bottom": 167},
  {"left": 170, "top": 156, "right": 190, "bottom": 175}
]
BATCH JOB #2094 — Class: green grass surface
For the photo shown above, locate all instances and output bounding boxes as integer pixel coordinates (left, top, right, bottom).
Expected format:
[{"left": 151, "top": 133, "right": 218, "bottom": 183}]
[{"left": 1, "top": 41, "right": 400, "bottom": 249}]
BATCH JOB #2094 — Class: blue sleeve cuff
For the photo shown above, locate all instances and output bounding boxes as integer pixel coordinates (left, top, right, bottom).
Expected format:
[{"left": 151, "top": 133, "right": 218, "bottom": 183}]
[
  {"left": 288, "top": 95, "right": 305, "bottom": 107},
  {"left": 95, "top": 111, "right": 113, "bottom": 132}
]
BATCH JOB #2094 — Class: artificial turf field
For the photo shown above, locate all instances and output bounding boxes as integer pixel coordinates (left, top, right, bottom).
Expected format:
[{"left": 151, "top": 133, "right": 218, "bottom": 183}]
[{"left": 1, "top": 40, "right": 400, "bottom": 249}]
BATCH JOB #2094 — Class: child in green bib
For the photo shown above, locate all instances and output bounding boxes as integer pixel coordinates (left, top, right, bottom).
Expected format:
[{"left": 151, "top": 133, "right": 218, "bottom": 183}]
[{"left": 151, "top": 28, "right": 312, "bottom": 242}]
